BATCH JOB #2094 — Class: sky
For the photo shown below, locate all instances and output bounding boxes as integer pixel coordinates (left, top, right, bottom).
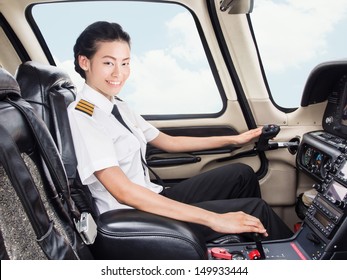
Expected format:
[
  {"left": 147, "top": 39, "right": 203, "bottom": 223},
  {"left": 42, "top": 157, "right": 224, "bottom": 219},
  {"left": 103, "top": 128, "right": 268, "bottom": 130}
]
[
  {"left": 252, "top": 0, "right": 347, "bottom": 107},
  {"left": 32, "top": 0, "right": 347, "bottom": 111}
]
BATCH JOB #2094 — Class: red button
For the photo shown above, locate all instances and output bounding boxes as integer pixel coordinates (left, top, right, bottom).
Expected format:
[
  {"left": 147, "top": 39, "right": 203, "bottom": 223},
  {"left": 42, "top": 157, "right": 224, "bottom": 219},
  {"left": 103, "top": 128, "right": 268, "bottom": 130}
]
[{"left": 249, "top": 249, "right": 261, "bottom": 260}]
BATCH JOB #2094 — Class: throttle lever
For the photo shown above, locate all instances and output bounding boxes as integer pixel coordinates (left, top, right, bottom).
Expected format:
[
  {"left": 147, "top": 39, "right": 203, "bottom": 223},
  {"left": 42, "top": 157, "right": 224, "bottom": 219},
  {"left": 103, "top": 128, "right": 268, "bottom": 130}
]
[{"left": 252, "top": 233, "right": 266, "bottom": 260}]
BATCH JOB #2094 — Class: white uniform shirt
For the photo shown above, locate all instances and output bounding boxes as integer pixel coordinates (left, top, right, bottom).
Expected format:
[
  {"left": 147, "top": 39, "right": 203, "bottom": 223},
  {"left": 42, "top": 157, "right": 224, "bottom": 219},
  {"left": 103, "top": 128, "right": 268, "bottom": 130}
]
[{"left": 67, "top": 84, "right": 162, "bottom": 214}]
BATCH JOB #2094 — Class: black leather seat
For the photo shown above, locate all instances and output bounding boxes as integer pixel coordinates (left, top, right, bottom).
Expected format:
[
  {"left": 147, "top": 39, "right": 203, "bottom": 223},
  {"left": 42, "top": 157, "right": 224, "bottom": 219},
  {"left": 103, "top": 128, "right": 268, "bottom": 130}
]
[
  {"left": 0, "top": 67, "right": 92, "bottom": 259},
  {"left": 15, "top": 61, "right": 208, "bottom": 260}
]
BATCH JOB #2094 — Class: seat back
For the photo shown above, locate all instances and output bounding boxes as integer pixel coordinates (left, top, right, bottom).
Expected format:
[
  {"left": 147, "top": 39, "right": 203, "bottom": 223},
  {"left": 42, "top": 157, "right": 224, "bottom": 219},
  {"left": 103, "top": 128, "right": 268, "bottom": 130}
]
[
  {"left": 0, "top": 67, "right": 93, "bottom": 259},
  {"left": 0, "top": 68, "right": 45, "bottom": 259},
  {"left": 16, "top": 61, "right": 98, "bottom": 218}
]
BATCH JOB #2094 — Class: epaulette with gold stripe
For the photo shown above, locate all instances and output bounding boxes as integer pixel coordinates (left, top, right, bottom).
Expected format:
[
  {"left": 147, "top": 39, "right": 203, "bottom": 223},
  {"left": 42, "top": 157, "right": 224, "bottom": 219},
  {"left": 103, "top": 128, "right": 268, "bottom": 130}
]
[{"left": 75, "top": 99, "right": 95, "bottom": 116}]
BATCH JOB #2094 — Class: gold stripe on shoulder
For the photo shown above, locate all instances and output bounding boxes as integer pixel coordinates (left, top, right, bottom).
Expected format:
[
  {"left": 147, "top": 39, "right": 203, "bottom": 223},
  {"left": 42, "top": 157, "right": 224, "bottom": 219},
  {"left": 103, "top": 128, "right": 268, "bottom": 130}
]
[{"left": 75, "top": 99, "right": 94, "bottom": 116}]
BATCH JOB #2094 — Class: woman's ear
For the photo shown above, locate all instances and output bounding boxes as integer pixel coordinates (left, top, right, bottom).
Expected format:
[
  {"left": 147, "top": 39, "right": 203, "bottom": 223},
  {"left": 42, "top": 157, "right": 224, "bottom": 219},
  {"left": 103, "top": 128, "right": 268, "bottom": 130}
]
[{"left": 78, "top": 55, "right": 89, "bottom": 71}]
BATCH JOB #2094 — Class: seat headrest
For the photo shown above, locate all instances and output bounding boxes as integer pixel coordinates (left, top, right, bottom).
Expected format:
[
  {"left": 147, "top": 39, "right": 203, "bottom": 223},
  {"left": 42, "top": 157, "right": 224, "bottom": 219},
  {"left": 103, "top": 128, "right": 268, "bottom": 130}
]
[
  {"left": 16, "top": 61, "right": 76, "bottom": 102},
  {"left": 0, "top": 67, "right": 21, "bottom": 100}
]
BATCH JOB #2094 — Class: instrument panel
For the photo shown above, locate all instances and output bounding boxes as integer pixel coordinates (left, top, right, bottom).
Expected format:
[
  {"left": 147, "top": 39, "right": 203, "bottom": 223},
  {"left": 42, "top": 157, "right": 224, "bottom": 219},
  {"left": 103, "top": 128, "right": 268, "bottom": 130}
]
[
  {"left": 296, "top": 71, "right": 347, "bottom": 247},
  {"left": 300, "top": 144, "right": 331, "bottom": 179},
  {"left": 297, "top": 131, "right": 344, "bottom": 182}
]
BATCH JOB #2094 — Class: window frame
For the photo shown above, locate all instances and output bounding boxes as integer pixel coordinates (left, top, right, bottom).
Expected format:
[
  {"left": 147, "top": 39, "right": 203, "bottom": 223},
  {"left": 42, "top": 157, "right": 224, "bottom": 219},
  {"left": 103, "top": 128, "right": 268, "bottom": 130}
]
[{"left": 0, "top": 13, "right": 30, "bottom": 67}]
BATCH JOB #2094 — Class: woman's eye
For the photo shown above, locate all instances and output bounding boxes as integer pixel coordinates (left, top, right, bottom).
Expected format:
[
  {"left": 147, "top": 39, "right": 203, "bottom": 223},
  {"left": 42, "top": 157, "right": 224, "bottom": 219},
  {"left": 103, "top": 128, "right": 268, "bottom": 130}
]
[{"left": 104, "top": 61, "right": 114, "bottom": 66}]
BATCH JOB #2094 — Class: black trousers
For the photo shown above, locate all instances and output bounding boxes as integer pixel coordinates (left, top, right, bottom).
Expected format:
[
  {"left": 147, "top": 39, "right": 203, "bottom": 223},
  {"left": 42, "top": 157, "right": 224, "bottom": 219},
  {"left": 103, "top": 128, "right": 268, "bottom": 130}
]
[{"left": 161, "top": 163, "right": 293, "bottom": 242}]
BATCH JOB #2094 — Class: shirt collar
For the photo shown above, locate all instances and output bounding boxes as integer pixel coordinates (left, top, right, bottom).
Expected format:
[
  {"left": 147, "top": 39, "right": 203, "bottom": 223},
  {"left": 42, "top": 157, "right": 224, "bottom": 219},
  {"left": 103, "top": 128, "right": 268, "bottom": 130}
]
[{"left": 79, "top": 83, "right": 119, "bottom": 115}]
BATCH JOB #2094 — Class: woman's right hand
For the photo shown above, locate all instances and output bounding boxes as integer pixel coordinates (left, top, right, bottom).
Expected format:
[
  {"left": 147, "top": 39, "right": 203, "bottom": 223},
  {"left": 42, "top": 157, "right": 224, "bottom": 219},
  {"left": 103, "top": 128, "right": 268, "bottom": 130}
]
[{"left": 209, "top": 211, "right": 268, "bottom": 237}]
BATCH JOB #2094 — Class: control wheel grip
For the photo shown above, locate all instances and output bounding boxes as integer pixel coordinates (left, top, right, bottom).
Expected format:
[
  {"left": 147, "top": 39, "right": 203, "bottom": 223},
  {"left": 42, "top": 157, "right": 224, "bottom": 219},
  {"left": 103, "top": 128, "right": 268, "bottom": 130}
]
[
  {"left": 256, "top": 124, "right": 281, "bottom": 151},
  {"left": 261, "top": 124, "right": 280, "bottom": 138}
]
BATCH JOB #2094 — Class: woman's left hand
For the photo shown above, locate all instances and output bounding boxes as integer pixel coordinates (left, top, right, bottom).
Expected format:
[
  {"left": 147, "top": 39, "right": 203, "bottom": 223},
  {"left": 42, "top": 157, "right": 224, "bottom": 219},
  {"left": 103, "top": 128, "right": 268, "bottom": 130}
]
[{"left": 233, "top": 127, "right": 263, "bottom": 146}]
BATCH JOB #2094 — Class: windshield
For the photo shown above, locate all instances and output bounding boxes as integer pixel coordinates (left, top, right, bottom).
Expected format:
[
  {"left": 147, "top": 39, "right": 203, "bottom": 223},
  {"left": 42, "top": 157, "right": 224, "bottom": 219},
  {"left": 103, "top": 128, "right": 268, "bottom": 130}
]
[{"left": 251, "top": 0, "right": 347, "bottom": 108}]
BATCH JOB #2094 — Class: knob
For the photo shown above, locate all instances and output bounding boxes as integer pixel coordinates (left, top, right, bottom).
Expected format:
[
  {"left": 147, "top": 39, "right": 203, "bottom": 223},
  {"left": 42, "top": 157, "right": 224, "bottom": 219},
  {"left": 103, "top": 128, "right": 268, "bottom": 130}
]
[
  {"left": 313, "top": 183, "right": 322, "bottom": 192},
  {"left": 332, "top": 164, "right": 340, "bottom": 173},
  {"left": 324, "top": 162, "right": 332, "bottom": 172},
  {"left": 249, "top": 249, "right": 261, "bottom": 260},
  {"left": 333, "top": 200, "right": 344, "bottom": 209}
]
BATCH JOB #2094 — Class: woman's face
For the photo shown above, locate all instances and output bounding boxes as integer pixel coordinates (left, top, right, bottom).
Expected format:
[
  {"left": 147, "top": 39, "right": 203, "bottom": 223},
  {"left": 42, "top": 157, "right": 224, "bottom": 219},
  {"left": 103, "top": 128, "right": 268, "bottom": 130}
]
[{"left": 79, "top": 40, "right": 131, "bottom": 100}]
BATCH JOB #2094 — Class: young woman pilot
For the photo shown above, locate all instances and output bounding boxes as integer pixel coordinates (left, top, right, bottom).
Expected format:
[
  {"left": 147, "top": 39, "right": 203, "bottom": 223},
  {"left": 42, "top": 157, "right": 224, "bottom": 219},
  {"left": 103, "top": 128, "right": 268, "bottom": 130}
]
[{"left": 68, "top": 21, "right": 293, "bottom": 243}]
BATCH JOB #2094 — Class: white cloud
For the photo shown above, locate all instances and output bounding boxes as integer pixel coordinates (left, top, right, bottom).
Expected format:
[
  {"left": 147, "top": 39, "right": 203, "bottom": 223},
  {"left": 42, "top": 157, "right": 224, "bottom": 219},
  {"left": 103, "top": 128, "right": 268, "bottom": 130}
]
[
  {"left": 165, "top": 12, "right": 205, "bottom": 63},
  {"left": 125, "top": 49, "right": 219, "bottom": 114},
  {"left": 122, "top": 12, "right": 221, "bottom": 114},
  {"left": 252, "top": 0, "right": 347, "bottom": 72}
]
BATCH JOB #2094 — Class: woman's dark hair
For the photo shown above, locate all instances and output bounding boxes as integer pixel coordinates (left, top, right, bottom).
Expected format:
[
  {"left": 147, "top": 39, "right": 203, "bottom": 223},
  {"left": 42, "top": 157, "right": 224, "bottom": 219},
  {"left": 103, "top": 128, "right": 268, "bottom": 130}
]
[{"left": 73, "top": 21, "right": 131, "bottom": 79}]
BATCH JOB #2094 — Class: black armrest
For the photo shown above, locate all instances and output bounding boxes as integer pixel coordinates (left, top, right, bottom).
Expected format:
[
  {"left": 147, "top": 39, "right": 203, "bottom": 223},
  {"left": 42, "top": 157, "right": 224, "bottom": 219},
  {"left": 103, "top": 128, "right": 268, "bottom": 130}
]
[{"left": 91, "top": 209, "right": 207, "bottom": 260}]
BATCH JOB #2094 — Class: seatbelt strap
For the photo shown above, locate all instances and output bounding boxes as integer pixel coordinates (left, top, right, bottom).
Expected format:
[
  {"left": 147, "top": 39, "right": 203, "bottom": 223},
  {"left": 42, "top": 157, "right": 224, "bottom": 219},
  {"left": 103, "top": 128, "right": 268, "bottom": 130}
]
[
  {"left": 111, "top": 104, "right": 165, "bottom": 186},
  {"left": 6, "top": 97, "right": 97, "bottom": 245},
  {"left": 0, "top": 124, "right": 79, "bottom": 259},
  {"left": 6, "top": 97, "right": 80, "bottom": 222}
]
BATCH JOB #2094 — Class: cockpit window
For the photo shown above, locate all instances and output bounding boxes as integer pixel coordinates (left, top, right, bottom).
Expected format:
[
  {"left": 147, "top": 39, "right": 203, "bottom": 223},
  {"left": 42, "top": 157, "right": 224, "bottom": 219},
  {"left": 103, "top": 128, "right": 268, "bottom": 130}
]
[
  {"left": 31, "top": 1, "right": 223, "bottom": 116},
  {"left": 251, "top": 0, "right": 347, "bottom": 108}
]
